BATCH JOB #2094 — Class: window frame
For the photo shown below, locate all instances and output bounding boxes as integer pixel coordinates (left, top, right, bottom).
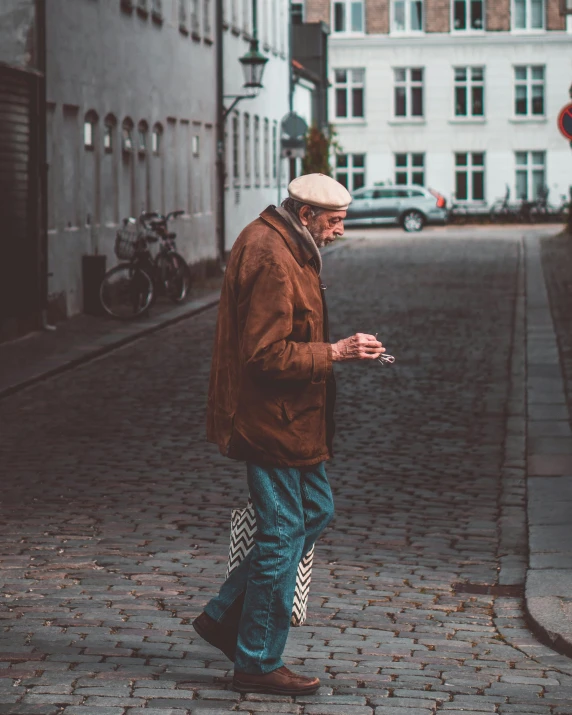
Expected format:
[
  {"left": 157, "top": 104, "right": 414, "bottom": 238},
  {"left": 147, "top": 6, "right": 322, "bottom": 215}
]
[
  {"left": 512, "top": 0, "right": 545, "bottom": 31},
  {"left": 333, "top": 68, "right": 365, "bottom": 121},
  {"left": 232, "top": 112, "right": 240, "bottom": 186},
  {"left": 514, "top": 65, "right": 545, "bottom": 118},
  {"left": 454, "top": 152, "right": 486, "bottom": 202},
  {"left": 394, "top": 152, "right": 425, "bottom": 186},
  {"left": 515, "top": 150, "right": 546, "bottom": 200},
  {"left": 84, "top": 112, "right": 98, "bottom": 151},
  {"left": 451, "top": 0, "right": 485, "bottom": 31},
  {"left": 152, "top": 123, "right": 163, "bottom": 155},
  {"left": 390, "top": 0, "right": 425, "bottom": 34},
  {"left": 454, "top": 66, "right": 485, "bottom": 118},
  {"left": 244, "top": 113, "right": 251, "bottom": 186},
  {"left": 332, "top": 0, "right": 365, "bottom": 34},
  {"left": 335, "top": 153, "right": 366, "bottom": 192},
  {"left": 393, "top": 67, "right": 424, "bottom": 119}
]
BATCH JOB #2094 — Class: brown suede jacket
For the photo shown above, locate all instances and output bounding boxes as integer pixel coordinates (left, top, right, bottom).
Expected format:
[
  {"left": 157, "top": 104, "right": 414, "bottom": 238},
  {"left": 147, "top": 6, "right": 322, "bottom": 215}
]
[{"left": 206, "top": 206, "right": 336, "bottom": 467}]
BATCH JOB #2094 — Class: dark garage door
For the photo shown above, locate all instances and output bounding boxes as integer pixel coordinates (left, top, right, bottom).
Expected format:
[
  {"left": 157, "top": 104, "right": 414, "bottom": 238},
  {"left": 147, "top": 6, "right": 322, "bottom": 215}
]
[{"left": 0, "top": 64, "right": 42, "bottom": 341}]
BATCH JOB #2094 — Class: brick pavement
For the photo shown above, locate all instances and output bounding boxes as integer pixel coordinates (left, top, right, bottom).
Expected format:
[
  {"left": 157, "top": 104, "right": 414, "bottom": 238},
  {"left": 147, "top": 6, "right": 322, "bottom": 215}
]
[{"left": 1, "top": 231, "right": 572, "bottom": 714}]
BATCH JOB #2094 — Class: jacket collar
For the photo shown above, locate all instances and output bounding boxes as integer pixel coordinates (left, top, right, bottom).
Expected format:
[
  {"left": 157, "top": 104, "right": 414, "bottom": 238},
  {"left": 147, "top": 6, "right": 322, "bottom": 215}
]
[{"left": 259, "top": 206, "right": 314, "bottom": 268}]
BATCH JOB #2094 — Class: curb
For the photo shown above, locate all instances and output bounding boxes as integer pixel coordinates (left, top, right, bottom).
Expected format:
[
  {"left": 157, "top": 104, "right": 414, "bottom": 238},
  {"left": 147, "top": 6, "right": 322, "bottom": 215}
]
[
  {"left": 0, "top": 239, "right": 352, "bottom": 402},
  {"left": 0, "top": 293, "right": 220, "bottom": 402}
]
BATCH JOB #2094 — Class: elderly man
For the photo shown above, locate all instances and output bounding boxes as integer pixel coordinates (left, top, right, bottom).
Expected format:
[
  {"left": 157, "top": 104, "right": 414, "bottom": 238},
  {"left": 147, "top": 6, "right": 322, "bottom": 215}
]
[{"left": 193, "top": 174, "right": 384, "bottom": 696}]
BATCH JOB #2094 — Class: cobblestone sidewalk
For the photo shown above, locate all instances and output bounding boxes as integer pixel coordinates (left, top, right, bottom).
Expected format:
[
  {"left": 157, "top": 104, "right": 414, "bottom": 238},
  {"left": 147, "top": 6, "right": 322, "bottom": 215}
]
[{"left": 0, "top": 232, "right": 571, "bottom": 714}]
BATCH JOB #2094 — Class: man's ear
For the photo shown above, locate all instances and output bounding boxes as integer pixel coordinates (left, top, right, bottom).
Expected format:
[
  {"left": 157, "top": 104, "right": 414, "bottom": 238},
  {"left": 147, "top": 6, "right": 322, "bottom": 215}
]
[{"left": 299, "top": 205, "right": 312, "bottom": 227}]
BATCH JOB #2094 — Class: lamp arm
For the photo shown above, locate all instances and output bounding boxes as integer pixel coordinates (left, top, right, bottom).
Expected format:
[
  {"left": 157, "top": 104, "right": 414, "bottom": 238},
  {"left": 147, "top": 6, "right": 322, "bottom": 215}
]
[{"left": 222, "top": 94, "right": 256, "bottom": 121}]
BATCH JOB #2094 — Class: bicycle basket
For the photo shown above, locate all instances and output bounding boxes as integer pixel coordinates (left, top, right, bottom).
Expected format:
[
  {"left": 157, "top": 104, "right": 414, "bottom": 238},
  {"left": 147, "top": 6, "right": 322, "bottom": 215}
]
[{"left": 115, "top": 219, "right": 139, "bottom": 260}]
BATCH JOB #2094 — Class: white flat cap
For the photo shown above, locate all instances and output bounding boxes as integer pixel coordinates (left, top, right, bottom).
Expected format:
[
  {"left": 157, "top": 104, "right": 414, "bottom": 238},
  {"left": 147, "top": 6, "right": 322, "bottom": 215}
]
[{"left": 288, "top": 173, "right": 352, "bottom": 211}]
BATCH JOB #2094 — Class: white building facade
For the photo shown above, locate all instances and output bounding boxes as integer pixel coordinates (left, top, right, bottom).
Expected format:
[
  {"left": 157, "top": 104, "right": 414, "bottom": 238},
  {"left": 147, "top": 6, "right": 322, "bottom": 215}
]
[
  {"left": 304, "top": 0, "right": 572, "bottom": 207},
  {"left": 222, "top": 0, "right": 291, "bottom": 249}
]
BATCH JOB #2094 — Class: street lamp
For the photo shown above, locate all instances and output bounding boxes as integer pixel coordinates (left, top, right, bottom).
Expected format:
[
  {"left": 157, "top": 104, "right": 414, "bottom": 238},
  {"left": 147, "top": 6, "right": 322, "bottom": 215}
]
[
  {"left": 239, "top": 41, "right": 268, "bottom": 89},
  {"left": 223, "top": 0, "right": 267, "bottom": 119}
]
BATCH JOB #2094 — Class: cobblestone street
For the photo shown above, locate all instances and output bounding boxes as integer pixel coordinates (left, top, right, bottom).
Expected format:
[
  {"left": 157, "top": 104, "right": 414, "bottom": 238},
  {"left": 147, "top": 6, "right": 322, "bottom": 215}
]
[{"left": 1, "top": 229, "right": 572, "bottom": 715}]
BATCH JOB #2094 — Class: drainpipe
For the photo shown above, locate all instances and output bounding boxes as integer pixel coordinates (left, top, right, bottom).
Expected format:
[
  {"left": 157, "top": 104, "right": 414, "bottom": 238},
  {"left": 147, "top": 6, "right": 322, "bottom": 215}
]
[
  {"left": 36, "top": 0, "right": 52, "bottom": 329},
  {"left": 215, "top": 0, "right": 226, "bottom": 264}
]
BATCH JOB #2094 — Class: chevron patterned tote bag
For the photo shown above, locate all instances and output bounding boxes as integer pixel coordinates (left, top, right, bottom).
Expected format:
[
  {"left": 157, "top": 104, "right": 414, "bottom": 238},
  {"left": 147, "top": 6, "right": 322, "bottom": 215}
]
[{"left": 226, "top": 500, "right": 314, "bottom": 626}]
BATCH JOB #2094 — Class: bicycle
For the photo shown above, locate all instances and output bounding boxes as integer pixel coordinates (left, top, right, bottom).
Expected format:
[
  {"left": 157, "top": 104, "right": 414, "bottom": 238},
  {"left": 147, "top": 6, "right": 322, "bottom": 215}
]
[{"left": 100, "top": 210, "right": 192, "bottom": 319}]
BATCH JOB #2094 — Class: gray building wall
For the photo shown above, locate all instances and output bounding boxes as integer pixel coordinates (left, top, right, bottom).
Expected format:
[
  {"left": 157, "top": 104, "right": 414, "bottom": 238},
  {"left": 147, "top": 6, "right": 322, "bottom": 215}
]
[
  {"left": 0, "top": 0, "right": 38, "bottom": 69},
  {"left": 46, "top": 0, "right": 218, "bottom": 317}
]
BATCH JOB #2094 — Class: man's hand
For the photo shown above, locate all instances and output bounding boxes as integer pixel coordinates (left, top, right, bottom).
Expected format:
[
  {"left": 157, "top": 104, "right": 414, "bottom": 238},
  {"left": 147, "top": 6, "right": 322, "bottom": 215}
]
[{"left": 331, "top": 333, "right": 385, "bottom": 362}]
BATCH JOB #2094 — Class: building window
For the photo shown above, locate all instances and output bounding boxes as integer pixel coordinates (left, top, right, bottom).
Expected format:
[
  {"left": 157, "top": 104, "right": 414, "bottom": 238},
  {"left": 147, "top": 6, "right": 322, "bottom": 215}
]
[
  {"left": 272, "top": 120, "right": 277, "bottom": 182},
  {"left": 137, "top": 0, "right": 149, "bottom": 17},
  {"left": 454, "top": 67, "right": 484, "bottom": 117},
  {"left": 243, "top": 0, "right": 251, "bottom": 32},
  {"left": 192, "top": 134, "right": 200, "bottom": 157},
  {"left": 179, "top": 0, "right": 188, "bottom": 32},
  {"left": 254, "top": 116, "right": 261, "bottom": 186},
  {"left": 395, "top": 153, "right": 425, "bottom": 185},
  {"left": 103, "top": 116, "right": 116, "bottom": 152},
  {"left": 333, "top": 0, "right": 364, "bottom": 33},
  {"left": 335, "top": 153, "right": 365, "bottom": 192},
  {"left": 122, "top": 118, "right": 134, "bottom": 152},
  {"left": 515, "top": 151, "right": 545, "bottom": 200},
  {"left": 514, "top": 66, "right": 544, "bottom": 116},
  {"left": 84, "top": 112, "right": 97, "bottom": 150},
  {"left": 394, "top": 68, "right": 424, "bottom": 118},
  {"left": 191, "top": 0, "right": 200, "bottom": 33},
  {"left": 291, "top": 1, "right": 304, "bottom": 23},
  {"left": 513, "top": 0, "right": 544, "bottom": 29},
  {"left": 455, "top": 152, "right": 485, "bottom": 201},
  {"left": 244, "top": 113, "right": 251, "bottom": 184},
  {"left": 138, "top": 121, "right": 148, "bottom": 153},
  {"left": 151, "top": 0, "right": 163, "bottom": 21},
  {"left": 203, "top": 0, "right": 211, "bottom": 35},
  {"left": 264, "top": 118, "right": 270, "bottom": 185},
  {"left": 392, "top": 0, "right": 424, "bottom": 32},
  {"left": 152, "top": 123, "right": 163, "bottom": 154},
  {"left": 334, "top": 68, "right": 365, "bottom": 119},
  {"left": 453, "top": 0, "right": 484, "bottom": 29},
  {"left": 232, "top": 113, "right": 240, "bottom": 183}
]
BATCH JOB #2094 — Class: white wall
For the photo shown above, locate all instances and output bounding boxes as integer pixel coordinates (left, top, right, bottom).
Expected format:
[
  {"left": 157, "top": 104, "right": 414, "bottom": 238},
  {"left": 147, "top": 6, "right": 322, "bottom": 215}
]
[
  {"left": 329, "top": 32, "right": 572, "bottom": 205},
  {"left": 223, "top": 0, "right": 290, "bottom": 249}
]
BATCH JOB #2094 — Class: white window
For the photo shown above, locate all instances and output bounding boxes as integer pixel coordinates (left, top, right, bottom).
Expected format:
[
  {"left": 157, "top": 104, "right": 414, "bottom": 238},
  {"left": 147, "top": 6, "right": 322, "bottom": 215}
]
[
  {"left": 151, "top": 0, "right": 163, "bottom": 19},
  {"left": 263, "top": 118, "right": 270, "bottom": 185},
  {"left": 333, "top": 0, "right": 364, "bottom": 33},
  {"left": 515, "top": 151, "right": 545, "bottom": 200},
  {"left": 103, "top": 120, "right": 114, "bottom": 152},
  {"left": 453, "top": 0, "right": 484, "bottom": 29},
  {"left": 191, "top": 0, "right": 200, "bottom": 33},
  {"left": 335, "top": 154, "right": 365, "bottom": 191},
  {"left": 232, "top": 112, "right": 240, "bottom": 184},
  {"left": 454, "top": 67, "right": 484, "bottom": 117},
  {"left": 122, "top": 118, "right": 134, "bottom": 152},
  {"left": 513, "top": 0, "right": 544, "bottom": 29},
  {"left": 178, "top": 0, "right": 188, "bottom": 31},
  {"left": 455, "top": 152, "right": 485, "bottom": 201},
  {"left": 244, "top": 113, "right": 251, "bottom": 184},
  {"left": 84, "top": 115, "right": 96, "bottom": 149},
  {"left": 138, "top": 121, "right": 148, "bottom": 153},
  {"left": 392, "top": 0, "right": 424, "bottom": 32},
  {"left": 334, "top": 68, "right": 365, "bottom": 119},
  {"left": 203, "top": 0, "right": 211, "bottom": 35},
  {"left": 152, "top": 123, "right": 162, "bottom": 154},
  {"left": 394, "top": 68, "right": 424, "bottom": 118},
  {"left": 272, "top": 120, "right": 277, "bottom": 182},
  {"left": 254, "top": 116, "right": 261, "bottom": 185},
  {"left": 192, "top": 134, "right": 200, "bottom": 157},
  {"left": 514, "top": 66, "right": 545, "bottom": 116},
  {"left": 395, "top": 153, "right": 424, "bottom": 186},
  {"left": 243, "top": 0, "right": 251, "bottom": 32}
]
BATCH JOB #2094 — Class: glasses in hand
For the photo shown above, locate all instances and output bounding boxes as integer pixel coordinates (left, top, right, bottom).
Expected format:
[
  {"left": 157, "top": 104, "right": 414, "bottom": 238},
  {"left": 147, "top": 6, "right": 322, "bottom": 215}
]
[{"left": 375, "top": 333, "right": 395, "bottom": 365}]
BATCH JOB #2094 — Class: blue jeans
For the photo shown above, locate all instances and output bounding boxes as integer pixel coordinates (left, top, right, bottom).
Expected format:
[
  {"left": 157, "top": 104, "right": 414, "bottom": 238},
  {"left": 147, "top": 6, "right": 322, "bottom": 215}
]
[{"left": 205, "top": 461, "right": 334, "bottom": 674}]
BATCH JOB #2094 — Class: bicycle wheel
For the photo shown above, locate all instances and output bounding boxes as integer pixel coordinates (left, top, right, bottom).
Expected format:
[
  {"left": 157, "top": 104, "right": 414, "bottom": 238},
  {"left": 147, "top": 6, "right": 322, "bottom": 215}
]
[
  {"left": 99, "top": 263, "right": 154, "bottom": 319},
  {"left": 157, "top": 252, "right": 191, "bottom": 303}
]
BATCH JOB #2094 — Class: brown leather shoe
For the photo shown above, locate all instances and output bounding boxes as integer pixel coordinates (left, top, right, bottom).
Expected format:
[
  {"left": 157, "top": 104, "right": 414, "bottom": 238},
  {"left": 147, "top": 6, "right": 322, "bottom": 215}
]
[
  {"left": 233, "top": 666, "right": 320, "bottom": 695},
  {"left": 192, "top": 611, "right": 237, "bottom": 662}
]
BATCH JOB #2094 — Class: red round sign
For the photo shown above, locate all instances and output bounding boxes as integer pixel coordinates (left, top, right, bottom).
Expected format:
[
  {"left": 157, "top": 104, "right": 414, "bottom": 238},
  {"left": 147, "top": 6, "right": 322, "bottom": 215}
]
[{"left": 557, "top": 103, "right": 572, "bottom": 141}]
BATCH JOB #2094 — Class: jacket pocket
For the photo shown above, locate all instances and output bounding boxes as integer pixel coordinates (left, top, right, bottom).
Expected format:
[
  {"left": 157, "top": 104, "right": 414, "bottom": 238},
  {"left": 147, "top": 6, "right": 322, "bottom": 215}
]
[{"left": 281, "top": 400, "right": 320, "bottom": 424}]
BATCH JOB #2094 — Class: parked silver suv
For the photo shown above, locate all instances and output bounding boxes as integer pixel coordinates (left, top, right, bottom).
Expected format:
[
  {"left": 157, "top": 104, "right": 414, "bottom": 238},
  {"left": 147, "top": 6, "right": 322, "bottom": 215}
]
[{"left": 344, "top": 185, "right": 448, "bottom": 232}]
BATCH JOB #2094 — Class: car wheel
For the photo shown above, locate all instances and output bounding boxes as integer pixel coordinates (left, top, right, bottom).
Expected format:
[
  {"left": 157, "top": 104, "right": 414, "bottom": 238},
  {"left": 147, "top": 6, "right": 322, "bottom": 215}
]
[{"left": 402, "top": 210, "right": 425, "bottom": 232}]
